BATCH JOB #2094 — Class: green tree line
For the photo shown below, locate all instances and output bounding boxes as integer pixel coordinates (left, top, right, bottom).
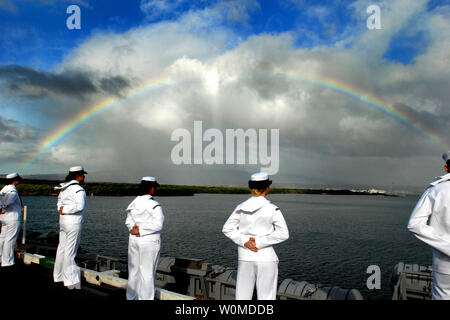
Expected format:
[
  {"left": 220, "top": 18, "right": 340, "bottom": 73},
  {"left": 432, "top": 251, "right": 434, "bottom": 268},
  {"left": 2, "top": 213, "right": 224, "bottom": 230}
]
[{"left": 0, "top": 178, "right": 392, "bottom": 197}]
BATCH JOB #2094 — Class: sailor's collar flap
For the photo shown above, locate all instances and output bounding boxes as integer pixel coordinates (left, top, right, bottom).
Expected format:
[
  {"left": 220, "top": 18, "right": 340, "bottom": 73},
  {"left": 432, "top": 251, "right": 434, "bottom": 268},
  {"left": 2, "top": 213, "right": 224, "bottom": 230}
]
[
  {"left": 428, "top": 173, "right": 450, "bottom": 189},
  {"left": 54, "top": 180, "right": 79, "bottom": 190}
]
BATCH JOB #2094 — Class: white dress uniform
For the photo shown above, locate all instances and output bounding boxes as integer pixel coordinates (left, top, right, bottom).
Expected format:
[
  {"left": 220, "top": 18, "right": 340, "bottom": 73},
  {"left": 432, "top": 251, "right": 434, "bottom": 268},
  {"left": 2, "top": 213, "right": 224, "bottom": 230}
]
[
  {"left": 53, "top": 179, "right": 86, "bottom": 289},
  {"left": 408, "top": 170, "right": 450, "bottom": 300},
  {"left": 0, "top": 180, "right": 23, "bottom": 267},
  {"left": 125, "top": 187, "right": 164, "bottom": 300},
  {"left": 223, "top": 191, "right": 289, "bottom": 300}
]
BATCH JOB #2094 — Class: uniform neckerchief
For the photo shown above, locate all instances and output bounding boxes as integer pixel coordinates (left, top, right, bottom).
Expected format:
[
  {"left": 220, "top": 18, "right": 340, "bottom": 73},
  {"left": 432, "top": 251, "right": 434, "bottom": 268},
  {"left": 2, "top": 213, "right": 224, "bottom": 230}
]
[{"left": 54, "top": 180, "right": 80, "bottom": 190}]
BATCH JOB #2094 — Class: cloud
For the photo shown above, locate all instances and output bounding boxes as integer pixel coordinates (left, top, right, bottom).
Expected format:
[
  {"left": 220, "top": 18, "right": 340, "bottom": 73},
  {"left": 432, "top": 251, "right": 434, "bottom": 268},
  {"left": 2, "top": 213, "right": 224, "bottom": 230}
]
[
  {"left": 0, "top": 116, "right": 37, "bottom": 142},
  {"left": 213, "top": 0, "right": 260, "bottom": 27},
  {"left": 140, "top": 0, "right": 180, "bottom": 19},
  {"left": 140, "top": 0, "right": 260, "bottom": 27},
  {"left": 0, "top": 116, "right": 39, "bottom": 168},
  {"left": 350, "top": 0, "right": 430, "bottom": 58},
  {"left": 99, "top": 76, "right": 131, "bottom": 97},
  {"left": 0, "top": 65, "right": 130, "bottom": 99},
  {"left": 9, "top": 0, "right": 450, "bottom": 188}
]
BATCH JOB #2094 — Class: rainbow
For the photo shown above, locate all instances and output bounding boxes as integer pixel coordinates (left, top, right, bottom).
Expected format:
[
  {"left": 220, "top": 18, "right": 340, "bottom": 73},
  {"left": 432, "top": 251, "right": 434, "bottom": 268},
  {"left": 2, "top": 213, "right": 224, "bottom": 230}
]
[
  {"left": 22, "top": 70, "right": 449, "bottom": 171},
  {"left": 22, "top": 75, "right": 174, "bottom": 170},
  {"left": 268, "top": 68, "right": 449, "bottom": 150}
]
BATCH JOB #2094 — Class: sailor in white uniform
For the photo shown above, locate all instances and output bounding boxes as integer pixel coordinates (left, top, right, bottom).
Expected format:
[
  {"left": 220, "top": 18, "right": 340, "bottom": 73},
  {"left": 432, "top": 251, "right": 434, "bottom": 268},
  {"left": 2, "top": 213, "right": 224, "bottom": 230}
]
[
  {"left": 0, "top": 172, "right": 23, "bottom": 267},
  {"left": 53, "top": 166, "right": 87, "bottom": 290},
  {"left": 125, "top": 176, "right": 164, "bottom": 300},
  {"left": 222, "top": 172, "right": 289, "bottom": 300},
  {"left": 408, "top": 152, "right": 450, "bottom": 300}
]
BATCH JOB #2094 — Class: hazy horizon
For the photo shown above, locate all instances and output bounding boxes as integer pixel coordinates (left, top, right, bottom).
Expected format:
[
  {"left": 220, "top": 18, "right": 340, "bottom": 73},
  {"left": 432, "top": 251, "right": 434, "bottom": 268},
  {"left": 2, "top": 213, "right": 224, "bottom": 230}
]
[{"left": 14, "top": 171, "right": 425, "bottom": 196}]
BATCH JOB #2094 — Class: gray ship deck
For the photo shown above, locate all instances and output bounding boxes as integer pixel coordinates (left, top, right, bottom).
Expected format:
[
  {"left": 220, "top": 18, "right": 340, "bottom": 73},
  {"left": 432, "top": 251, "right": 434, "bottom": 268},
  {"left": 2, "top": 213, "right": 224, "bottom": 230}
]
[{"left": 0, "top": 260, "right": 125, "bottom": 301}]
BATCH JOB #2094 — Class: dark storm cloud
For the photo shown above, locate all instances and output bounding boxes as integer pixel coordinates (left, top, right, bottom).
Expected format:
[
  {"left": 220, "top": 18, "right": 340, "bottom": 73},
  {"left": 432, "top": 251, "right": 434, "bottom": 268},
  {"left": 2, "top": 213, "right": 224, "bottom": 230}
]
[
  {"left": 99, "top": 76, "right": 130, "bottom": 96},
  {"left": 392, "top": 103, "right": 450, "bottom": 146},
  {"left": 0, "top": 65, "right": 96, "bottom": 97},
  {"left": 0, "top": 65, "right": 130, "bottom": 99},
  {"left": 0, "top": 116, "right": 37, "bottom": 142}
]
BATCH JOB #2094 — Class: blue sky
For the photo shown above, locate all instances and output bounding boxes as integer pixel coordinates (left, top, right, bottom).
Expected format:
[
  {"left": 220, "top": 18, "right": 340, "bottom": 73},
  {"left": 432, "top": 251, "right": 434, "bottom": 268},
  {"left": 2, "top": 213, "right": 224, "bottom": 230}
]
[
  {"left": 0, "top": 0, "right": 449, "bottom": 188},
  {"left": 0, "top": 0, "right": 143, "bottom": 68},
  {"left": 0, "top": 0, "right": 425, "bottom": 68}
]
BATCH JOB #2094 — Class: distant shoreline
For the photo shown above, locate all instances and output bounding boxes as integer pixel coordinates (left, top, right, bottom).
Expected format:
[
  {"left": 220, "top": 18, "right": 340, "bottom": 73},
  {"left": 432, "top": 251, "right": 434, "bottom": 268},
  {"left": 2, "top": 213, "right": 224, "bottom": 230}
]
[{"left": 0, "top": 178, "right": 397, "bottom": 197}]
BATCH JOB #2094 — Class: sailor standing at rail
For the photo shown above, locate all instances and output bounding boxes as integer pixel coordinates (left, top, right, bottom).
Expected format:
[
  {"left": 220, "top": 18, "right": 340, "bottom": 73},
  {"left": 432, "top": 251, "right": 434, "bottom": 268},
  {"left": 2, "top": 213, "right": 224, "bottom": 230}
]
[
  {"left": 222, "top": 172, "right": 289, "bottom": 300},
  {"left": 0, "top": 173, "right": 23, "bottom": 267},
  {"left": 53, "top": 166, "right": 87, "bottom": 290},
  {"left": 408, "top": 152, "right": 450, "bottom": 300},
  {"left": 125, "top": 176, "right": 164, "bottom": 300}
]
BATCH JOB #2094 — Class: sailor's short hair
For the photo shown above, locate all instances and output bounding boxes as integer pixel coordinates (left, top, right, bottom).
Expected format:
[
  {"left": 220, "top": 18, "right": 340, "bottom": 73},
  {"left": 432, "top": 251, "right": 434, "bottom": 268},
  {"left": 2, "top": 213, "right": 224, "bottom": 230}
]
[
  {"left": 248, "top": 179, "right": 272, "bottom": 190},
  {"left": 138, "top": 180, "right": 160, "bottom": 195}
]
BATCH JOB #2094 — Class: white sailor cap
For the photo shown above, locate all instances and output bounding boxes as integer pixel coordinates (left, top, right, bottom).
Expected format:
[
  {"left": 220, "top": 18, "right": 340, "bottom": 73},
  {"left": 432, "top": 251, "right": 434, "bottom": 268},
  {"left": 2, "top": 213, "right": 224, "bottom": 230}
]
[
  {"left": 250, "top": 172, "right": 270, "bottom": 181},
  {"left": 69, "top": 166, "right": 87, "bottom": 174},
  {"left": 248, "top": 172, "right": 272, "bottom": 189},
  {"left": 6, "top": 172, "right": 22, "bottom": 180},
  {"left": 142, "top": 176, "right": 157, "bottom": 182},
  {"left": 443, "top": 152, "right": 450, "bottom": 163},
  {"left": 141, "top": 176, "right": 160, "bottom": 186}
]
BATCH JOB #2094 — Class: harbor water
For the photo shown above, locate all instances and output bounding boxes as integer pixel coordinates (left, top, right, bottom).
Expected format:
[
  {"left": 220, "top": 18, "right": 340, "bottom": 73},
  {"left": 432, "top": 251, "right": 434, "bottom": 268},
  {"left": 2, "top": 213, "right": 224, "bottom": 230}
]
[{"left": 22, "top": 193, "right": 431, "bottom": 300}]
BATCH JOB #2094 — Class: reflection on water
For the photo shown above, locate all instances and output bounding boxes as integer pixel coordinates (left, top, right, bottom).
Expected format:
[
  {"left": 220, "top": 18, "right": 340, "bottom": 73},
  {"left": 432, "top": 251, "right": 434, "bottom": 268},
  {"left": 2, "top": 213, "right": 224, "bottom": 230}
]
[{"left": 22, "top": 193, "right": 430, "bottom": 300}]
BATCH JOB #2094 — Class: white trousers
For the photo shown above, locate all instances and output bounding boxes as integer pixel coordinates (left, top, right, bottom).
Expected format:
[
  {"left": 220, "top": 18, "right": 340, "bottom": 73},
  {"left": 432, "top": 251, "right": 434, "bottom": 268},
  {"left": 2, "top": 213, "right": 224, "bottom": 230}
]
[
  {"left": 235, "top": 260, "right": 278, "bottom": 300},
  {"left": 53, "top": 223, "right": 82, "bottom": 287},
  {"left": 432, "top": 271, "right": 450, "bottom": 300},
  {"left": 127, "top": 236, "right": 161, "bottom": 300},
  {"left": 0, "top": 220, "right": 21, "bottom": 267}
]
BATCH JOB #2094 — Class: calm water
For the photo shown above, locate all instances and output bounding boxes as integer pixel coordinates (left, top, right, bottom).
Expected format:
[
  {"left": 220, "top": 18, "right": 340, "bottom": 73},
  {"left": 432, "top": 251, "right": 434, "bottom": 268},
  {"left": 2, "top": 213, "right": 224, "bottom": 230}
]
[{"left": 22, "top": 193, "right": 431, "bottom": 300}]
